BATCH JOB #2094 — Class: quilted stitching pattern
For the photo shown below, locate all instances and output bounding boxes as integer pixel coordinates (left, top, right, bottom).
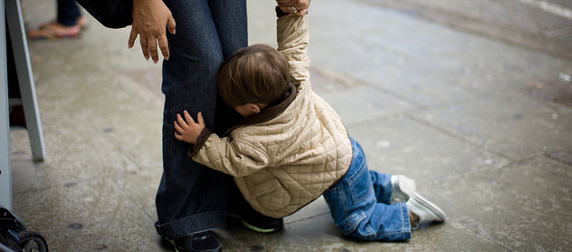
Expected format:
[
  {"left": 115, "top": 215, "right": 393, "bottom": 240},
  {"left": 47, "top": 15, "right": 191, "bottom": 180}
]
[{"left": 193, "top": 15, "right": 352, "bottom": 218}]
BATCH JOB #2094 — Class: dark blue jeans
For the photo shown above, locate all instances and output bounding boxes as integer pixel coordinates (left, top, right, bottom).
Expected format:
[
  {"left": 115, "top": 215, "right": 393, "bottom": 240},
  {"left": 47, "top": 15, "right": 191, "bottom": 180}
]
[
  {"left": 324, "top": 137, "right": 412, "bottom": 241},
  {"left": 155, "top": 0, "right": 247, "bottom": 240},
  {"left": 57, "top": 0, "right": 81, "bottom": 26}
]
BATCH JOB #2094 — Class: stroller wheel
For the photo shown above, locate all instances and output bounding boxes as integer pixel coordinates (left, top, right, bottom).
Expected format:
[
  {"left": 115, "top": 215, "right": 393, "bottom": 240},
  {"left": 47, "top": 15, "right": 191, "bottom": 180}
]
[{"left": 18, "top": 231, "right": 48, "bottom": 252}]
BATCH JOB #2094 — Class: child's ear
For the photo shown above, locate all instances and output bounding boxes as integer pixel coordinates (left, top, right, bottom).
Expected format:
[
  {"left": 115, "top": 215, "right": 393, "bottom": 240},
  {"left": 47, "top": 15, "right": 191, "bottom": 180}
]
[{"left": 247, "top": 103, "right": 261, "bottom": 114}]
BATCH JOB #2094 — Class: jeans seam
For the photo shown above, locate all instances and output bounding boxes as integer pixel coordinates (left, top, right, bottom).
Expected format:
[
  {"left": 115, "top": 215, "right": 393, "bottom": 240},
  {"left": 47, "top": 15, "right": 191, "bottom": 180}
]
[{"left": 348, "top": 157, "right": 368, "bottom": 204}]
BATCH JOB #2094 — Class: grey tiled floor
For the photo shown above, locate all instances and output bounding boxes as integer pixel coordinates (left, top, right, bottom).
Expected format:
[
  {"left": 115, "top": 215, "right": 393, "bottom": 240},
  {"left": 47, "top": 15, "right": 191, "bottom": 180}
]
[{"left": 9, "top": 0, "right": 572, "bottom": 251}]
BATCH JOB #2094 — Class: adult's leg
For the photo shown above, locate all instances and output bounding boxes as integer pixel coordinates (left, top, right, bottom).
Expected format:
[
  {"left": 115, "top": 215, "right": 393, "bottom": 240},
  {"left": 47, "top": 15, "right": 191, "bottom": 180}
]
[
  {"left": 155, "top": 0, "right": 246, "bottom": 240},
  {"left": 207, "top": 0, "right": 285, "bottom": 233},
  {"left": 56, "top": 0, "right": 81, "bottom": 26},
  {"left": 209, "top": 0, "right": 248, "bottom": 134}
]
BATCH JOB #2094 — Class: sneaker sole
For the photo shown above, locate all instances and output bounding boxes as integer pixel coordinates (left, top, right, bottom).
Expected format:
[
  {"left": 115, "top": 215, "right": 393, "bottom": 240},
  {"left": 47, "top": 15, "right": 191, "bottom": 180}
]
[
  {"left": 227, "top": 214, "right": 281, "bottom": 233},
  {"left": 410, "top": 193, "right": 446, "bottom": 221}
]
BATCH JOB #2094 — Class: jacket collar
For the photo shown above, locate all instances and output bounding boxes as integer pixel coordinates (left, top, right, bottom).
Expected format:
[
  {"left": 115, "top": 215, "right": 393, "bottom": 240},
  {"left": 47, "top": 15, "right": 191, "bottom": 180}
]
[{"left": 224, "top": 83, "right": 298, "bottom": 135}]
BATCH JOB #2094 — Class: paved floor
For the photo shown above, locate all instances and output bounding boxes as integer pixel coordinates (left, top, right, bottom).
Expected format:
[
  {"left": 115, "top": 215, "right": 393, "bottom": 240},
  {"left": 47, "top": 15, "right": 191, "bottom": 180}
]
[
  {"left": 363, "top": 0, "right": 572, "bottom": 60},
  {"left": 9, "top": 0, "right": 572, "bottom": 251}
]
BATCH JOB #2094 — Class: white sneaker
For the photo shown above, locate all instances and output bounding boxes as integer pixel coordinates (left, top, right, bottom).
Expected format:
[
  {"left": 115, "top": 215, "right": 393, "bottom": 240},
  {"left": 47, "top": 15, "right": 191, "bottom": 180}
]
[
  {"left": 406, "top": 193, "right": 446, "bottom": 229},
  {"left": 390, "top": 175, "right": 416, "bottom": 204}
]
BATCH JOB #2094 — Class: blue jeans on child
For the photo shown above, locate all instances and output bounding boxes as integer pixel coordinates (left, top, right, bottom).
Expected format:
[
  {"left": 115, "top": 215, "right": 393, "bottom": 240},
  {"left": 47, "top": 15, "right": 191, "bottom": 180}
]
[{"left": 323, "top": 136, "right": 412, "bottom": 241}]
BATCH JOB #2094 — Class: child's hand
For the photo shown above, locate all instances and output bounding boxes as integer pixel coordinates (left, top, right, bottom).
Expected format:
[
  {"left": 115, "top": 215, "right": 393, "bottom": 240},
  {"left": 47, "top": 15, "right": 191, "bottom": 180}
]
[{"left": 174, "top": 110, "right": 205, "bottom": 144}]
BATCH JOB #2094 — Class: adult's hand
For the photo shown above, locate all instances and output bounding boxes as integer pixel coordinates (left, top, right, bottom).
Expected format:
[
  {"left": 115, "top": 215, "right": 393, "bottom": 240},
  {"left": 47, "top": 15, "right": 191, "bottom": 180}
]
[
  {"left": 277, "top": 0, "right": 311, "bottom": 16},
  {"left": 129, "top": 0, "right": 176, "bottom": 63}
]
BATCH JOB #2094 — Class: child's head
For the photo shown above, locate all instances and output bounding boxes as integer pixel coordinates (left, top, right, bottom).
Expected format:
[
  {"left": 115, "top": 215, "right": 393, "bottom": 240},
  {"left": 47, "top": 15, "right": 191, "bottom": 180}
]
[{"left": 218, "top": 44, "right": 290, "bottom": 114}]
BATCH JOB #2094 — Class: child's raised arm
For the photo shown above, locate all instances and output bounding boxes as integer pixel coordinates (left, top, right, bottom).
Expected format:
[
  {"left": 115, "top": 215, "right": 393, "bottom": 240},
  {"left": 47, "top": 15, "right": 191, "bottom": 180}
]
[{"left": 276, "top": 12, "right": 310, "bottom": 85}]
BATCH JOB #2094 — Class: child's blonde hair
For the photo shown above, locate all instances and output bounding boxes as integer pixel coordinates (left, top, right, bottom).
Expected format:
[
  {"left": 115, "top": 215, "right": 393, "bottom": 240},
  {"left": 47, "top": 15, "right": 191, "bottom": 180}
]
[{"left": 218, "top": 44, "right": 291, "bottom": 108}]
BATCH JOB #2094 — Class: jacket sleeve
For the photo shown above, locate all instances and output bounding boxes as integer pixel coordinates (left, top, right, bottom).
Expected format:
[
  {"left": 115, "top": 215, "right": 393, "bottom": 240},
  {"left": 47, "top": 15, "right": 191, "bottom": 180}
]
[
  {"left": 191, "top": 133, "right": 270, "bottom": 178},
  {"left": 277, "top": 14, "right": 310, "bottom": 86}
]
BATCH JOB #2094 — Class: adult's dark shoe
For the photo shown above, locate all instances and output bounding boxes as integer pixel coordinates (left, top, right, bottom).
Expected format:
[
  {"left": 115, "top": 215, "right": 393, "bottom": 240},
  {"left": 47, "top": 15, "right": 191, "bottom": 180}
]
[{"left": 165, "top": 231, "right": 222, "bottom": 252}]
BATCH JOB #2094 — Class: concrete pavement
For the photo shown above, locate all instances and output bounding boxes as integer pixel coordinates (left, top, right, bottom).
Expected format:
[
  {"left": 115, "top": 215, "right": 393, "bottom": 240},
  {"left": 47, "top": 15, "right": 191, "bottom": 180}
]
[
  {"left": 10, "top": 0, "right": 572, "bottom": 251},
  {"left": 362, "top": 0, "right": 572, "bottom": 61}
]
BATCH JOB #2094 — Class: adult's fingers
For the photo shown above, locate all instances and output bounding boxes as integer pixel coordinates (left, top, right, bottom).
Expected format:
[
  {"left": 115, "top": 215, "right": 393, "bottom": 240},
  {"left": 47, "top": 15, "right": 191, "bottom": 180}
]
[
  {"left": 159, "top": 15, "right": 176, "bottom": 60},
  {"left": 128, "top": 28, "right": 137, "bottom": 49},
  {"left": 158, "top": 35, "right": 169, "bottom": 60},
  {"left": 139, "top": 33, "right": 150, "bottom": 60},
  {"left": 276, "top": 0, "right": 296, "bottom": 5},
  {"left": 147, "top": 36, "right": 159, "bottom": 63},
  {"left": 293, "top": 8, "right": 308, "bottom": 16},
  {"left": 167, "top": 15, "right": 176, "bottom": 35},
  {"left": 277, "top": 0, "right": 311, "bottom": 16},
  {"left": 278, "top": 4, "right": 307, "bottom": 16}
]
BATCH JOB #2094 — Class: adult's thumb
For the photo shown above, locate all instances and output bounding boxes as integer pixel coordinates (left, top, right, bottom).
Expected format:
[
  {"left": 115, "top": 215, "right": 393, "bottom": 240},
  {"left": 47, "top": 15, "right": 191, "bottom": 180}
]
[{"left": 167, "top": 16, "right": 176, "bottom": 34}]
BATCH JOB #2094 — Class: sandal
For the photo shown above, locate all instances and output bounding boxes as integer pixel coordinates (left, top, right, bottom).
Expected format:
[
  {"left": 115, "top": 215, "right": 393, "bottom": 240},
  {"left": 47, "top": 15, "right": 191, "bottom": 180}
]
[
  {"left": 38, "top": 16, "right": 88, "bottom": 29},
  {"left": 27, "top": 16, "right": 88, "bottom": 40}
]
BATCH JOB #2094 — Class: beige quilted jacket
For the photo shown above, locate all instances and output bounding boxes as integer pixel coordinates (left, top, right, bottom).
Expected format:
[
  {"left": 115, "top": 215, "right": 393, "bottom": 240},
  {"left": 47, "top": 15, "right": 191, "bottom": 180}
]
[{"left": 190, "top": 14, "right": 353, "bottom": 218}]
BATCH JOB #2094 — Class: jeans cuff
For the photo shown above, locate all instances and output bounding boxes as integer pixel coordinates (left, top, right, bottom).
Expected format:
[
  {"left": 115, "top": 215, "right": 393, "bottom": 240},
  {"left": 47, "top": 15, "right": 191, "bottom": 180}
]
[
  {"left": 400, "top": 202, "right": 413, "bottom": 239},
  {"left": 155, "top": 210, "right": 227, "bottom": 239}
]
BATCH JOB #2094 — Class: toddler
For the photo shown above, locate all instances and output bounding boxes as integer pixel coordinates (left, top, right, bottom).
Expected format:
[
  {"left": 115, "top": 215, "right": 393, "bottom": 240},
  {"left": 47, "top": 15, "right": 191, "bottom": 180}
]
[{"left": 173, "top": 9, "right": 446, "bottom": 241}]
